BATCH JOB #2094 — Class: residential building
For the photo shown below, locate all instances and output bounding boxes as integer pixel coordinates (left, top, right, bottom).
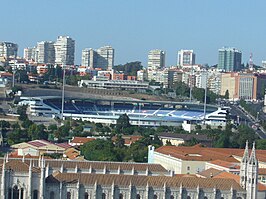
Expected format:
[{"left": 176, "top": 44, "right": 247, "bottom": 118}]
[
  {"left": 81, "top": 48, "right": 95, "bottom": 67},
  {"left": 81, "top": 46, "right": 114, "bottom": 70},
  {"left": 148, "top": 49, "right": 165, "bottom": 70},
  {"left": 137, "top": 69, "right": 147, "bottom": 81},
  {"left": 0, "top": 156, "right": 248, "bottom": 199},
  {"left": 54, "top": 36, "right": 75, "bottom": 65},
  {"left": 0, "top": 42, "right": 18, "bottom": 58},
  {"left": 218, "top": 47, "right": 242, "bottom": 72},
  {"left": 36, "top": 41, "right": 55, "bottom": 64},
  {"left": 23, "top": 47, "right": 36, "bottom": 61},
  {"left": 11, "top": 139, "right": 72, "bottom": 156},
  {"left": 207, "top": 68, "right": 221, "bottom": 95},
  {"left": 177, "top": 50, "right": 196, "bottom": 67}
]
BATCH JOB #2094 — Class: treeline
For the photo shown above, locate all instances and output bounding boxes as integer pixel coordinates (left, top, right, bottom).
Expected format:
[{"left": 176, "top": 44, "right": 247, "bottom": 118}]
[
  {"left": 174, "top": 81, "right": 220, "bottom": 104},
  {"left": 113, "top": 61, "right": 143, "bottom": 76}
]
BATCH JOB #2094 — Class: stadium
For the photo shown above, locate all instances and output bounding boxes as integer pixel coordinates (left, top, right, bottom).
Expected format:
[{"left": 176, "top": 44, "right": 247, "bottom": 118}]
[{"left": 19, "top": 97, "right": 228, "bottom": 127}]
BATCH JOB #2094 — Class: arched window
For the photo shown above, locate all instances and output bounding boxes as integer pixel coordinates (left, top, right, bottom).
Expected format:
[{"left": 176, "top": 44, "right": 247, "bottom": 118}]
[
  {"left": 50, "top": 191, "right": 55, "bottom": 199},
  {"left": 154, "top": 195, "right": 157, "bottom": 199},
  {"left": 102, "top": 193, "right": 106, "bottom": 199},
  {"left": 136, "top": 194, "right": 141, "bottom": 199},
  {"left": 204, "top": 197, "right": 208, "bottom": 199},
  {"left": 119, "top": 193, "right": 123, "bottom": 199},
  {"left": 33, "top": 190, "right": 38, "bottom": 199},
  {"left": 187, "top": 197, "right": 191, "bottom": 199},
  {"left": 236, "top": 197, "right": 242, "bottom": 199},
  {"left": 84, "top": 192, "right": 89, "bottom": 199},
  {"left": 20, "top": 188, "right": 24, "bottom": 199},
  {"left": 67, "top": 192, "right": 71, "bottom": 199},
  {"left": 170, "top": 195, "right": 174, "bottom": 199},
  {"left": 13, "top": 186, "right": 19, "bottom": 199}
]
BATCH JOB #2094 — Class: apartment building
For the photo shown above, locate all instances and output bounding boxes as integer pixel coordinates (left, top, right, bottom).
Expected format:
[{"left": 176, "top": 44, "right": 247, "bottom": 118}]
[
  {"left": 54, "top": 36, "right": 75, "bottom": 65},
  {"left": 81, "top": 46, "right": 114, "bottom": 70},
  {"left": 0, "top": 42, "right": 18, "bottom": 58},
  {"left": 148, "top": 49, "right": 165, "bottom": 70}
]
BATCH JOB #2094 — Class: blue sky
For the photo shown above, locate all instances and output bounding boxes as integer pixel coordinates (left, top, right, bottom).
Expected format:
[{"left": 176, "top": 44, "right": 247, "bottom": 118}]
[{"left": 1, "top": 0, "right": 265, "bottom": 66}]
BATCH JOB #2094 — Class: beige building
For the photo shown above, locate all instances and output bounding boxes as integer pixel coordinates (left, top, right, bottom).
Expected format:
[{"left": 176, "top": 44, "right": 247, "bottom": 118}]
[
  {"left": 11, "top": 140, "right": 71, "bottom": 156},
  {"left": 220, "top": 72, "right": 260, "bottom": 101}
]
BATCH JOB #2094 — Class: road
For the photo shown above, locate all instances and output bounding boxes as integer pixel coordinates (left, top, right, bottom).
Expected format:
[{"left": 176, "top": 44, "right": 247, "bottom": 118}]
[{"left": 230, "top": 104, "right": 266, "bottom": 139}]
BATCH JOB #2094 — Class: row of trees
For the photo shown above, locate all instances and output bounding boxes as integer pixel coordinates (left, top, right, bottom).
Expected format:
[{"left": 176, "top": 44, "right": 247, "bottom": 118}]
[
  {"left": 81, "top": 135, "right": 162, "bottom": 162},
  {"left": 174, "top": 81, "right": 220, "bottom": 104},
  {"left": 113, "top": 61, "right": 143, "bottom": 76}
]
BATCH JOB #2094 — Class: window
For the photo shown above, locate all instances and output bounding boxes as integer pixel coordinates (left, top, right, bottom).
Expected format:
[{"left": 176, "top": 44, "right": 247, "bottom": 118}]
[
  {"left": 20, "top": 188, "right": 24, "bottom": 199},
  {"left": 136, "top": 194, "right": 141, "bottom": 199},
  {"left": 119, "top": 193, "right": 123, "bottom": 199},
  {"left": 154, "top": 195, "right": 157, "bottom": 199},
  {"left": 102, "top": 193, "right": 106, "bottom": 199},
  {"left": 13, "top": 186, "right": 19, "bottom": 199},
  {"left": 170, "top": 195, "right": 174, "bottom": 199},
  {"left": 187, "top": 166, "right": 190, "bottom": 171},
  {"left": 187, "top": 197, "right": 191, "bottom": 199},
  {"left": 84, "top": 192, "right": 88, "bottom": 199},
  {"left": 50, "top": 191, "right": 55, "bottom": 199},
  {"left": 67, "top": 192, "right": 71, "bottom": 199},
  {"left": 204, "top": 197, "right": 208, "bottom": 199},
  {"left": 33, "top": 190, "right": 38, "bottom": 199}
]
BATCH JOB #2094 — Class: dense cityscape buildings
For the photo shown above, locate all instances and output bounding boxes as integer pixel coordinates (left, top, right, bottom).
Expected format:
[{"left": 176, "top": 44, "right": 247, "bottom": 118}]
[
  {"left": 82, "top": 46, "right": 114, "bottom": 70},
  {"left": 177, "top": 49, "right": 196, "bottom": 68},
  {"left": 0, "top": 42, "right": 18, "bottom": 58},
  {"left": 218, "top": 47, "right": 242, "bottom": 72},
  {"left": 147, "top": 49, "right": 165, "bottom": 70},
  {"left": 54, "top": 36, "right": 75, "bottom": 65}
]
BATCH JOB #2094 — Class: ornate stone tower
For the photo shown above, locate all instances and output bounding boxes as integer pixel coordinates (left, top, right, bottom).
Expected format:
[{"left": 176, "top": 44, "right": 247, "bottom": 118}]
[
  {"left": 246, "top": 142, "right": 258, "bottom": 199},
  {"left": 240, "top": 141, "right": 249, "bottom": 189},
  {"left": 240, "top": 141, "right": 258, "bottom": 199}
]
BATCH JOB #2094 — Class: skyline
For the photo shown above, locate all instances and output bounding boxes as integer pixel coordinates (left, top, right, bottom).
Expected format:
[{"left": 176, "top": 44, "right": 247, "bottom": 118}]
[{"left": 1, "top": 0, "right": 266, "bottom": 66}]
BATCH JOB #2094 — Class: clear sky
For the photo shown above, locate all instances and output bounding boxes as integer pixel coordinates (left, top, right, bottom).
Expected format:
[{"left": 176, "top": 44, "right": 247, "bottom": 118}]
[{"left": 1, "top": 0, "right": 265, "bottom": 66}]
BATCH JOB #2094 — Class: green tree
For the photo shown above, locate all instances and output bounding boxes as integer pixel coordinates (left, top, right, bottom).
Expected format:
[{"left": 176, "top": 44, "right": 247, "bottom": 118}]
[
  {"left": 116, "top": 114, "right": 131, "bottom": 133},
  {"left": 81, "top": 139, "right": 119, "bottom": 161},
  {"left": 256, "top": 139, "right": 266, "bottom": 150},
  {"left": 17, "top": 105, "right": 28, "bottom": 121},
  {"left": 224, "top": 90, "right": 229, "bottom": 99},
  {"left": 113, "top": 61, "right": 143, "bottom": 76}
]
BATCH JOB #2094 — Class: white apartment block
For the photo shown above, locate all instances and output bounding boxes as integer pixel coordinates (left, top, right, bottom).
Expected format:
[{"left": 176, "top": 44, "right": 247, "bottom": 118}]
[
  {"left": 24, "top": 47, "right": 36, "bottom": 61},
  {"left": 36, "top": 41, "right": 55, "bottom": 64},
  {"left": 0, "top": 42, "right": 18, "bottom": 58},
  {"left": 147, "top": 69, "right": 165, "bottom": 83},
  {"left": 54, "top": 36, "right": 75, "bottom": 65},
  {"left": 81, "top": 46, "right": 114, "bottom": 70},
  {"left": 148, "top": 49, "right": 165, "bottom": 70},
  {"left": 177, "top": 49, "right": 196, "bottom": 67}
]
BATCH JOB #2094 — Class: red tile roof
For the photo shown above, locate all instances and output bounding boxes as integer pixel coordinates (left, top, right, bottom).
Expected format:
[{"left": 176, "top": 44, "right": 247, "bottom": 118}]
[
  {"left": 70, "top": 137, "right": 95, "bottom": 144},
  {"left": 155, "top": 145, "right": 266, "bottom": 162}
]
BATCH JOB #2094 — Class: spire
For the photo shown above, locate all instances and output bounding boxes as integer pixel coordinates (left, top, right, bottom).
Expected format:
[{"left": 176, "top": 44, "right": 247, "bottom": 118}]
[
  {"left": 242, "top": 140, "right": 249, "bottom": 163},
  {"left": 249, "top": 142, "right": 257, "bottom": 165}
]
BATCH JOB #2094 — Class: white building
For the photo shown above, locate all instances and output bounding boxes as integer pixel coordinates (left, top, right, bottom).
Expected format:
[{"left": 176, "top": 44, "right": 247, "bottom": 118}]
[
  {"left": 81, "top": 46, "right": 114, "bottom": 70},
  {"left": 148, "top": 49, "right": 165, "bottom": 70},
  {"left": 177, "top": 50, "right": 196, "bottom": 67},
  {"left": 23, "top": 47, "right": 37, "bottom": 61},
  {"left": 0, "top": 42, "right": 18, "bottom": 58},
  {"left": 54, "top": 36, "right": 75, "bottom": 65},
  {"left": 36, "top": 41, "right": 55, "bottom": 64}
]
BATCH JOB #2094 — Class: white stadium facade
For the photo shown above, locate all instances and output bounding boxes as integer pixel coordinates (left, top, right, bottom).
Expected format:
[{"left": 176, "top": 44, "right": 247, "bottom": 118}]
[{"left": 18, "top": 97, "right": 228, "bottom": 127}]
